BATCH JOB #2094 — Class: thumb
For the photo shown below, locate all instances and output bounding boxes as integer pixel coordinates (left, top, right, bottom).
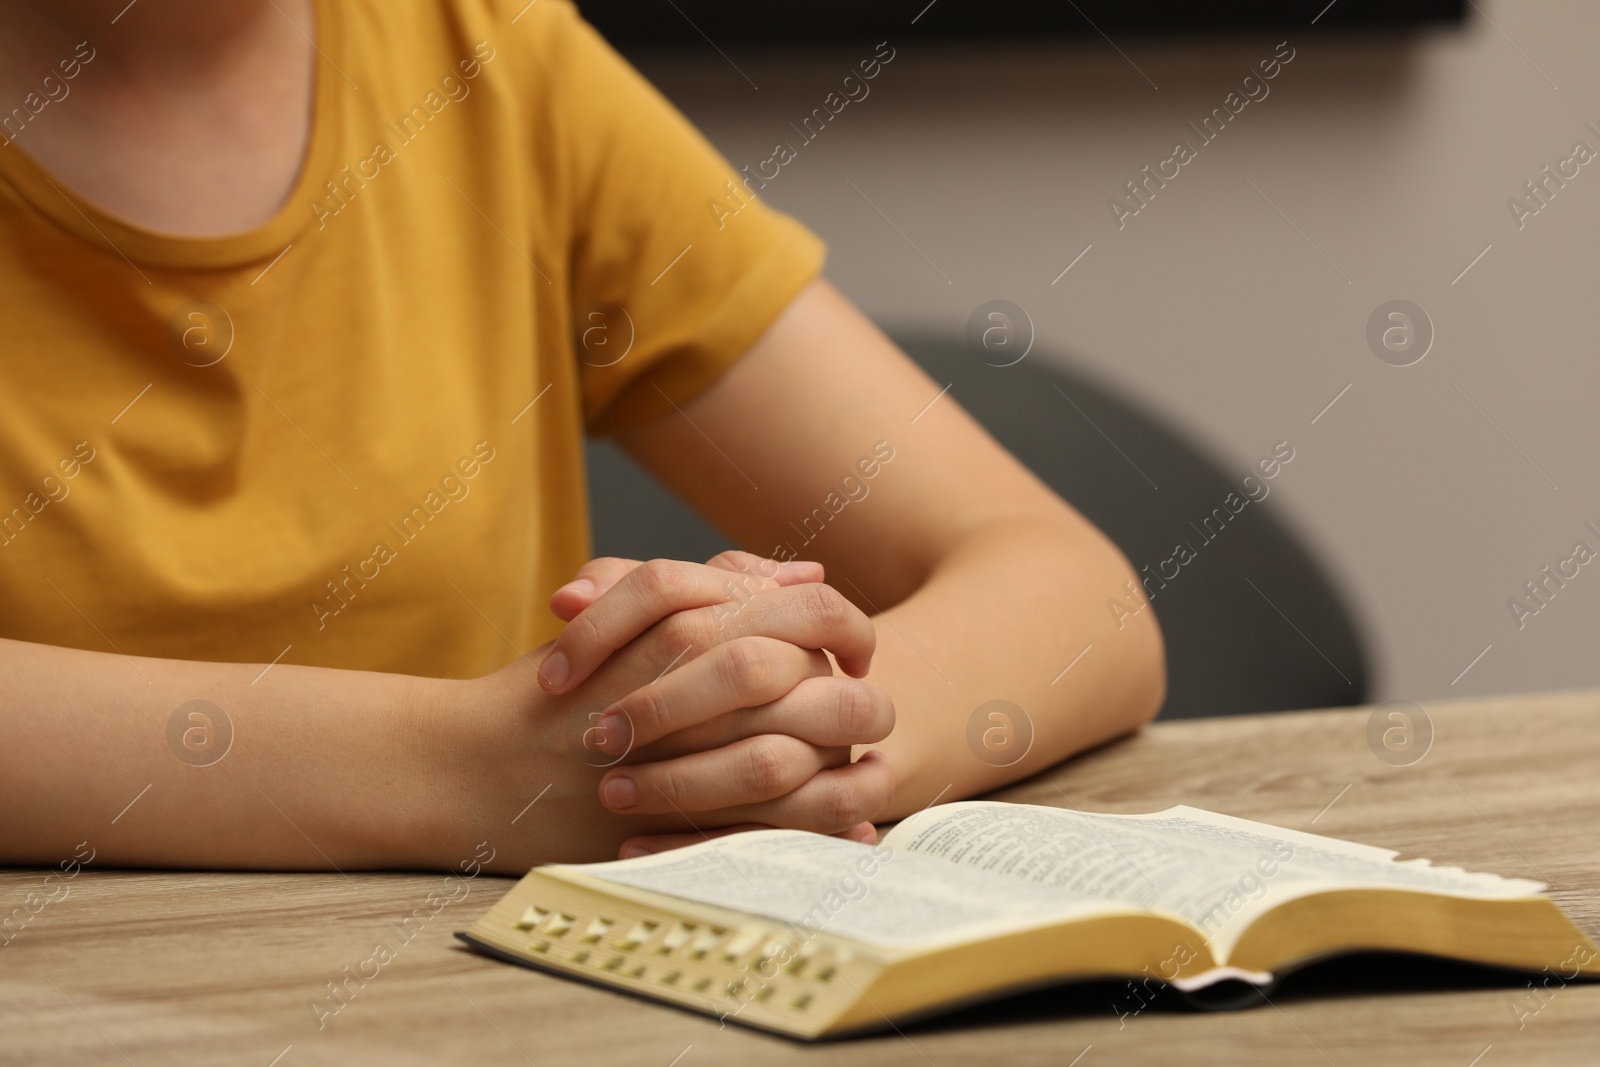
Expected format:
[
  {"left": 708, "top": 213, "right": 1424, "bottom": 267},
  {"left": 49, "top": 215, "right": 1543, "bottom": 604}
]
[
  {"left": 705, "top": 549, "right": 824, "bottom": 587},
  {"left": 548, "top": 557, "right": 644, "bottom": 621},
  {"left": 549, "top": 552, "right": 823, "bottom": 621}
]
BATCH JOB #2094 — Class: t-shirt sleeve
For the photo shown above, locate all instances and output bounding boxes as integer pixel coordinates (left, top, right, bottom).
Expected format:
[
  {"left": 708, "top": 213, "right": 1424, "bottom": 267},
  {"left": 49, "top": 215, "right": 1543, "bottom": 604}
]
[{"left": 545, "top": 4, "right": 826, "bottom": 437}]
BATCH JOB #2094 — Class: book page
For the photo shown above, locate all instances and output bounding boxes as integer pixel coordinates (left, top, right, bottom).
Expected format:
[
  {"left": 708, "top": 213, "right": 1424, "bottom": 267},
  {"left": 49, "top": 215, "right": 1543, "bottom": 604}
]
[
  {"left": 883, "top": 802, "right": 1545, "bottom": 952},
  {"left": 551, "top": 828, "right": 1141, "bottom": 951}
]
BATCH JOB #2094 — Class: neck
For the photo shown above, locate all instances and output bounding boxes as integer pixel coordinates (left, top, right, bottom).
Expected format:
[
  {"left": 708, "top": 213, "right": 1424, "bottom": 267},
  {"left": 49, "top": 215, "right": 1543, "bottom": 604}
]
[
  {"left": 0, "top": 0, "right": 318, "bottom": 237},
  {"left": 0, "top": 1, "right": 303, "bottom": 79}
]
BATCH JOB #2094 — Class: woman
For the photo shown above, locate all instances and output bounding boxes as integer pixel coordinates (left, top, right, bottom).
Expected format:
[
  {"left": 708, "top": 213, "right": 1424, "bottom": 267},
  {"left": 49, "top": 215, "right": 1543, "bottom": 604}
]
[{"left": 0, "top": 0, "right": 1163, "bottom": 873}]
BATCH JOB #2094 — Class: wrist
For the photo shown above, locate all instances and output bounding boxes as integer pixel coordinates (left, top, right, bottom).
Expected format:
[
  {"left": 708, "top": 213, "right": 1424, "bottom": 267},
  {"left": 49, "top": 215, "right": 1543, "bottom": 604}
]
[
  {"left": 860, "top": 710, "right": 950, "bottom": 822},
  {"left": 388, "top": 671, "right": 482, "bottom": 869},
  {"left": 406, "top": 657, "right": 604, "bottom": 873}
]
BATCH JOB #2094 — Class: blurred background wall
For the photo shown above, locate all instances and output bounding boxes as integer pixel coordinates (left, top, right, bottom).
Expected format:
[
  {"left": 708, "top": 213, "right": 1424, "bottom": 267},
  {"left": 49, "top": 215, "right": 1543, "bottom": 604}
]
[{"left": 600, "top": 0, "right": 1598, "bottom": 707}]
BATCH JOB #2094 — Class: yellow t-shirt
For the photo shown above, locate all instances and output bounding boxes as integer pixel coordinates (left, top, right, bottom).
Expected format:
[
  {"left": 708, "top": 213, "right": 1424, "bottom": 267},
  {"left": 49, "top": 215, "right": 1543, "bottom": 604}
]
[{"left": 0, "top": 0, "right": 823, "bottom": 678}]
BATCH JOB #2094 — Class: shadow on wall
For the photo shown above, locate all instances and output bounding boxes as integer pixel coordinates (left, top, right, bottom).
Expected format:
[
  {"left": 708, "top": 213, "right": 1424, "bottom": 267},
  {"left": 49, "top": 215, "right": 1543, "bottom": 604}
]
[{"left": 584, "top": 334, "right": 1369, "bottom": 720}]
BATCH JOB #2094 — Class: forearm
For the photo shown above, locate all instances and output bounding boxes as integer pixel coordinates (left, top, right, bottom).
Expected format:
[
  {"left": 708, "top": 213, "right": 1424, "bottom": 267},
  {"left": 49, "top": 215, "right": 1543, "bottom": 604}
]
[
  {"left": 851, "top": 516, "right": 1165, "bottom": 818},
  {"left": 0, "top": 637, "right": 459, "bottom": 870}
]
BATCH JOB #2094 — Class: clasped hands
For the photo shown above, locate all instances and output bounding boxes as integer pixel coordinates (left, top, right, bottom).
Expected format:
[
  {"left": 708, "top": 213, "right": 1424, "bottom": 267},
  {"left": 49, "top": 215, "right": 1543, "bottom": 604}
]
[{"left": 539, "top": 551, "right": 896, "bottom": 858}]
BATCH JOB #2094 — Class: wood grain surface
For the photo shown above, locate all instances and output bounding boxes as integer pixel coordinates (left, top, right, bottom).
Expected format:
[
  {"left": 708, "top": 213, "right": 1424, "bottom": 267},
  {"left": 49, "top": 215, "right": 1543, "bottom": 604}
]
[{"left": 3, "top": 688, "right": 1596, "bottom": 1066}]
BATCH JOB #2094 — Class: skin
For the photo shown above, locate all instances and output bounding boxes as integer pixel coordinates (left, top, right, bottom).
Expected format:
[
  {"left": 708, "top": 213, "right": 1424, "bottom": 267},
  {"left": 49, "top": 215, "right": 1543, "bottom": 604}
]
[
  {"left": 0, "top": 0, "right": 315, "bottom": 235},
  {"left": 0, "top": 1, "right": 1165, "bottom": 874}
]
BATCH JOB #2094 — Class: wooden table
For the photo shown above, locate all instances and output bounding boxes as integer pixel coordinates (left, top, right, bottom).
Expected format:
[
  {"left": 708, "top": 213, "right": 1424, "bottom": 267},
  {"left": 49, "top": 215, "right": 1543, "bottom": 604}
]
[{"left": 4, "top": 689, "right": 1598, "bottom": 1066}]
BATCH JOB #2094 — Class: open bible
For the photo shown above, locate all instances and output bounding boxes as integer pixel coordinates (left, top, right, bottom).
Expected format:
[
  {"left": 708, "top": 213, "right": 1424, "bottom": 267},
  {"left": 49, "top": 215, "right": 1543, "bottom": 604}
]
[{"left": 458, "top": 801, "right": 1600, "bottom": 1039}]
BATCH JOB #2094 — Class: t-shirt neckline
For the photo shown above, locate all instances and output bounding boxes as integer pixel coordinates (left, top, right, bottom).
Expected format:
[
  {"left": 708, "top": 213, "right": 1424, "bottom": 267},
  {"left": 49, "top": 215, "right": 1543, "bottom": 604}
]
[{"left": 0, "top": 0, "right": 342, "bottom": 272}]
